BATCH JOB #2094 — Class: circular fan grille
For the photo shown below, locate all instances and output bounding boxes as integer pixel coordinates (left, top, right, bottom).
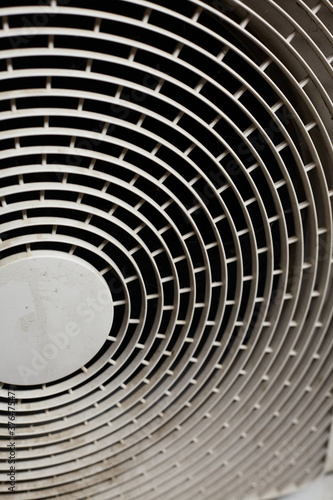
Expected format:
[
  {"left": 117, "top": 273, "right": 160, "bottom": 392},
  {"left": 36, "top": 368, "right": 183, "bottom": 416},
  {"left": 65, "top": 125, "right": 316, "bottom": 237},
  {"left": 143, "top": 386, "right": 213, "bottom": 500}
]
[{"left": 0, "top": 1, "right": 332, "bottom": 499}]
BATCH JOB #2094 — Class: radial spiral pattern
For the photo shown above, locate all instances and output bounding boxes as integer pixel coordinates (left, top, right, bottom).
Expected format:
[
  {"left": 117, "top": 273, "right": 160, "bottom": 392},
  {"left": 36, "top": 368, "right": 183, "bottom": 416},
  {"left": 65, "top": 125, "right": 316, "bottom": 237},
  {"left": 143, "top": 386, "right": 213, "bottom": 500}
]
[{"left": 0, "top": 0, "right": 332, "bottom": 499}]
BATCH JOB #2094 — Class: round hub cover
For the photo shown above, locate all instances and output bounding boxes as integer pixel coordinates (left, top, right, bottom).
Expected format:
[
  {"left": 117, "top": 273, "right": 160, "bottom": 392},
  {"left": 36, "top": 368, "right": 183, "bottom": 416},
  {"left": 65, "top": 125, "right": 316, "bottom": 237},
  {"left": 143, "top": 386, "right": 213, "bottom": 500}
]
[{"left": 0, "top": 251, "right": 113, "bottom": 385}]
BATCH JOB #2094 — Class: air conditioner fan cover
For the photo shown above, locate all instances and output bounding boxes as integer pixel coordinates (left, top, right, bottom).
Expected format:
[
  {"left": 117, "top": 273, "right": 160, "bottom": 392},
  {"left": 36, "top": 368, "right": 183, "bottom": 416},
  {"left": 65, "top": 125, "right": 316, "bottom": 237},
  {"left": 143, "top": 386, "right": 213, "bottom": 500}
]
[{"left": 0, "top": 1, "right": 332, "bottom": 499}]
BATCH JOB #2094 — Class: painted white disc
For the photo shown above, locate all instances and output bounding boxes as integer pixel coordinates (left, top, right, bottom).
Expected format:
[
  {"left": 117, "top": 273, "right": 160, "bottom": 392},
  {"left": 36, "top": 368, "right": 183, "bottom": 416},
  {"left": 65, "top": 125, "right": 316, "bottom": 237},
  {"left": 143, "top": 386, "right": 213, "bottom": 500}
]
[{"left": 0, "top": 252, "right": 113, "bottom": 385}]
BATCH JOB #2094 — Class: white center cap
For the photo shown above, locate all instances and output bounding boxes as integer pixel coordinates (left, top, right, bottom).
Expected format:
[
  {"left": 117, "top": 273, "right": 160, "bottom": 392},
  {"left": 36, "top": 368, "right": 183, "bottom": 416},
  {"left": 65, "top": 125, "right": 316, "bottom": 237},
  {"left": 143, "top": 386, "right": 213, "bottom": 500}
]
[{"left": 0, "top": 252, "right": 113, "bottom": 385}]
